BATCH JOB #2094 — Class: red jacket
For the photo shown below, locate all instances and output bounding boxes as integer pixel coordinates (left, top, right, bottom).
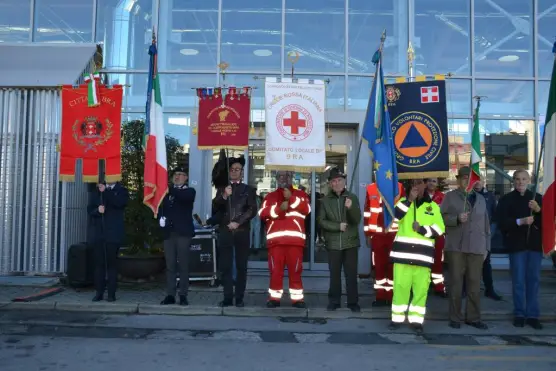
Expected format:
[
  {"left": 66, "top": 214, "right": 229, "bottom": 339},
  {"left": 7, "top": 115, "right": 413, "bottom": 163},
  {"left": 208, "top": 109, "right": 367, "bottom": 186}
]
[
  {"left": 258, "top": 187, "right": 311, "bottom": 248},
  {"left": 428, "top": 190, "right": 445, "bottom": 206},
  {"left": 364, "top": 182, "right": 405, "bottom": 236}
]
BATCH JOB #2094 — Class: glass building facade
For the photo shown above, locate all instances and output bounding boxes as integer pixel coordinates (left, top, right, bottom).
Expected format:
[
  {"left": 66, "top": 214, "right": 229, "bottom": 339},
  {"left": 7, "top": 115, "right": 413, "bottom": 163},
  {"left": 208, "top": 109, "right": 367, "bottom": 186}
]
[{"left": 2, "top": 0, "right": 554, "bottom": 271}]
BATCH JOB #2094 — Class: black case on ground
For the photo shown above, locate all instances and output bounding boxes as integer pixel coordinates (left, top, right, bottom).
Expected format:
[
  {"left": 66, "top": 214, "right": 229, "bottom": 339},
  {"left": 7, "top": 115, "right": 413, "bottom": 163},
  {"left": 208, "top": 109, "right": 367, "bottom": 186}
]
[{"left": 66, "top": 243, "right": 95, "bottom": 288}]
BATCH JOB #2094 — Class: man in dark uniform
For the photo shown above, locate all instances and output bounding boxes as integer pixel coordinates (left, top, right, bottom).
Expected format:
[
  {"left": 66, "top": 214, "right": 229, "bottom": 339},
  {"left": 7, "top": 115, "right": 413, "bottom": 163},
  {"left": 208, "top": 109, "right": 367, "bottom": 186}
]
[
  {"left": 159, "top": 167, "right": 196, "bottom": 306},
  {"left": 208, "top": 156, "right": 257, "bottom": 307},
  {"left": 88, "top": 181, "right": 129, "bottom": 302}
]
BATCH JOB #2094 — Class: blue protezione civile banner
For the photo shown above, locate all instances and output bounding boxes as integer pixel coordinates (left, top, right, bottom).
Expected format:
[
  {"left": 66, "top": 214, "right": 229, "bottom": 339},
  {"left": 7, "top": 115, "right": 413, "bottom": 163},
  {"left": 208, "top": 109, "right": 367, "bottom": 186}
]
[{"left": 385, "top": 80, "right": 450, "bottom": 179}]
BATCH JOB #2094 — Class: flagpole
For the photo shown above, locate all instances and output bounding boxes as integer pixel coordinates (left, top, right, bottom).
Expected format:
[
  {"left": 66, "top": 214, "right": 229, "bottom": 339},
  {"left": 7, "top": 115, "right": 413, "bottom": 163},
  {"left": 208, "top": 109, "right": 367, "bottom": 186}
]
[{"left": 348, "top": 30, "right": 387, "bottom": 193}]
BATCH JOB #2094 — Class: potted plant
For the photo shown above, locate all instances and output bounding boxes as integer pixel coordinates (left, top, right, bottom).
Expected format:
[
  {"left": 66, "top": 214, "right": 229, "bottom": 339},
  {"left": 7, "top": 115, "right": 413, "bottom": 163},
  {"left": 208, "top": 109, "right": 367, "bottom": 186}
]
[{"left": 118, "top": 119, "right": 186, "bottom": 281}]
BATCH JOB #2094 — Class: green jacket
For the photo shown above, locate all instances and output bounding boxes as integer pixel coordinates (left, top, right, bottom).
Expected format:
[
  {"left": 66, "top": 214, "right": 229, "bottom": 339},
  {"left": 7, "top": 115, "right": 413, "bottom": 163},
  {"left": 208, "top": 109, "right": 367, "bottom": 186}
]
[{"left": 318, "top": 189, "right": 362, "bottom": 250}]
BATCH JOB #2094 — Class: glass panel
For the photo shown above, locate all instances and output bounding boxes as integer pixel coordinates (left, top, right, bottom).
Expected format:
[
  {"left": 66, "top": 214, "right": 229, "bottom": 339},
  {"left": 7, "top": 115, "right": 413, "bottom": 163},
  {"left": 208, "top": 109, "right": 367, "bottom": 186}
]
[
  {"left": 164, "top": 113, "right": 191, "bottom": 153},
  {"left": 159, "top": 73, "right": 217, "bottom": 110},
  {"left": 474, "top": 80, "right": 534, "bottom": 117},
  {"left": 295, "top": 75, "right": 345, "bottom": 110},
  {"left": 221, "top": 1, "right": 281, "bottom": 72},
  {"left": 474, "top": 0, "right": 533, "bottom": 77},
  {"left": 538, "top": 81, "right": 550, "bottom": 119},
  {"left": 0, "top": 0, "right": 31, "bottom": 42},
  {"left": 106, "top": 73, "right": 148, "bottom": 112},
  {"left": 159, "top": 0, "right": 218, "bottom": 71},
  {"left": 314, "top": 145, "right": 348, "bottom": 263},
  {"left": 96, "top": 0, "right": 153, "bottom": 70},
  {"left": 538, "top": 0, "right": 556, "bottom": 78},
  {"left": 246, "top": 139, "right": 312, "bottom": 262},
  {"left": 34, "top": 0, "right": 93, "bottom": 43},
  {"left": 285, "top": 0, "right": 345, "bottom": 73},
  {"left": 414, "top": 0, "right": 470, "bottom": 75},
  {"left": 347, "top": 76, "right": 471, "bottom": 116},
  {"left": 219, "top": 74, "right": 279, "bottom": 111},
  {"left": 349, "top": 0, "right": 407, "bottom": 75}
]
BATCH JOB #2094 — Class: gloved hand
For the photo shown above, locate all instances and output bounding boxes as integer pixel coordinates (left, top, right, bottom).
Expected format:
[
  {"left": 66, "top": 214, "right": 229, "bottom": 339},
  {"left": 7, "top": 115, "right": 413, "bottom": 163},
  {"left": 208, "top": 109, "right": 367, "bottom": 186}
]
[{"left": 159, "top": 217, "right": 166, "bottom": 227}]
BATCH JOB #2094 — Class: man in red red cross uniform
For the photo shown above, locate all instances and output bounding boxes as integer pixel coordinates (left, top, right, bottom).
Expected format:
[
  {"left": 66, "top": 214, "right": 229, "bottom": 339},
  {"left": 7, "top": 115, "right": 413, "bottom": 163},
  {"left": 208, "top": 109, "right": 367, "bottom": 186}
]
[
  {"left": 258, "top": 170, "right": 311, "bottom": 309},
  {"left": 426, "top": 177, "right": 448, "bottom": 298},
  {"left": 364, "top": 180, "right": 405, "bottom": 307}
]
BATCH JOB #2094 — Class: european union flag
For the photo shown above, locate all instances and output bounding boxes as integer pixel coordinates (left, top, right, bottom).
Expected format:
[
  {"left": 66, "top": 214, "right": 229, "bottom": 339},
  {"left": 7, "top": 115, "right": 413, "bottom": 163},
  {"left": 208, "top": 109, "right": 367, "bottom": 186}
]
[{"left": 361, "top": 49, "right": 399, "bottom": 230}]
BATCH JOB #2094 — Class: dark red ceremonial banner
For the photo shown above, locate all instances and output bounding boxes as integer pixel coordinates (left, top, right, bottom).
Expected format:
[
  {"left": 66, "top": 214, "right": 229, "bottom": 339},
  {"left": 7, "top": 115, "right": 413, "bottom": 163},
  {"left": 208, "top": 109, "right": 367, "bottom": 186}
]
[
  {"left": 60, "top": 85, "right": 123, "bottom": 183},
  {"left": 197, "top": 87, "right": 251, "bottom": 150}
]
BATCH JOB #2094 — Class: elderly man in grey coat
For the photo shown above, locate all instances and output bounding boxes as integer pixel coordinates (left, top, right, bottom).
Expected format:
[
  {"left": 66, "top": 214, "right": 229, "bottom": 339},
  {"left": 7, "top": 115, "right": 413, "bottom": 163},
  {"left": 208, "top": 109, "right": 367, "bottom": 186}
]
[{"left": 441, "top": 166, "right": 490, "bottom": 330}]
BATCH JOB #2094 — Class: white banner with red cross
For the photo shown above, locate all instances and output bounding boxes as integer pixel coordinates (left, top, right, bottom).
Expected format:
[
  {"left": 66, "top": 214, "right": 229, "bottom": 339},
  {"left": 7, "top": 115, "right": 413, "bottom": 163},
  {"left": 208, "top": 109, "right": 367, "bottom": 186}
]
[{"left": 264, "top": 77, "right": 326, "bottom": 172}]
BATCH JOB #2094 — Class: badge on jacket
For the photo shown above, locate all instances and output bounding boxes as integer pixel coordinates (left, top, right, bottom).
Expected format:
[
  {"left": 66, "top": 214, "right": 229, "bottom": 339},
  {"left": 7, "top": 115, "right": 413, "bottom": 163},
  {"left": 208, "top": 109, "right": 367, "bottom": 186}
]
[{"left": 425, "top": 206, "right": 434, "bottom": 216}]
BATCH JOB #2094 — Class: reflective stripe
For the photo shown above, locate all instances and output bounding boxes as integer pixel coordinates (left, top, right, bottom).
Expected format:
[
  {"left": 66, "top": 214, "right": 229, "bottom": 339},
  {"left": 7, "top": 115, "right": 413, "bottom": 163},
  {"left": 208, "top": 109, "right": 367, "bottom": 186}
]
[
  {"left": 408, "top": 305, "right": 426, "bottom": 315},
  {"left": 407, "top": 315, "right": 424, "bottom": 324},
  {"left": 290, "top": 289, "right": 304, "bottom": 301},
  {"left": 394, "top": 236, "right": 434, "bottom": 247},
  {"left": 431, "top": 273, "right": 443, "bottom": 278},
  {"left": 363, "top": 226, "right": 370, "bottom": 232},
  {"left": 396, "top": 202, "right": 409, "bottom": 212},
  {"left": 371, "top": 251, "right": 375, "bottom": 266},
  {"left": 390, "top": 251, "right": 435, "bottom": 264},
  {"left": 258, "top": 200, "right": 267, "bottom": 216},
  {"left": 431, "top": 224, "right": 443, "bottom": 236},
  {"left": 423, "top": 226, "right": 433, "bottom": 238},
  {"left": 387, "top": 279, "right": 394, "bottom": 284},
  {"left": 286, "top": 211, "right": 305, "bottom": 219},
  {"left": 363, "top": 212, "right": 371, "bottom": 217},
  {"left": 392, "top": 314, "right": 406, "bottom": 323},
  {"left": 374, "top": 284, "right": 393, "bottom": 291},
  {"left": 268, "top": 288, "right": 283, "bottom": 299},
  {"left": 391, "top": 304, "right": 408, "bottom": 312},
  {"left": 375, "top": 278, "right": 387, "bottom": 284},
  {"left": 267, "top": 231, "right": 306, "bottom": 240},
  {"left": 307, "top": 204, "right": 312, "bottom": 213},
  {"left": 293, "top": 219, "right": 302, "bottom": 232},
  {"left": 270, "top": 205, "right": 279, "bottom": 218},
  {"left": 369, "top": 225, "right": 384, "bottom": 232},
  {"left": 441, "top": 251, "right": 444, "bottom": 262},
  {"left": 370, "top": 207, "right": 382, "bottom": 213},
  {"left": 290, "top": 197, "right": 301, "bottom": 209},
  {"left": 432, "top": 277, "right": 444, "bottom": 284}
]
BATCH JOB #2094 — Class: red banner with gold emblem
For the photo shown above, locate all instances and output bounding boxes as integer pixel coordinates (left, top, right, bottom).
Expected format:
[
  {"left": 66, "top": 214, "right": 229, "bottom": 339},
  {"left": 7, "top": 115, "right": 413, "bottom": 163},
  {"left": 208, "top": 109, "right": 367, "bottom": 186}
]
[
  {"left": 196, "top": 87, "right": 251, "bottom": 150},
  {"left": 60, "top": 85, "right": 123, "bottom": 183}
]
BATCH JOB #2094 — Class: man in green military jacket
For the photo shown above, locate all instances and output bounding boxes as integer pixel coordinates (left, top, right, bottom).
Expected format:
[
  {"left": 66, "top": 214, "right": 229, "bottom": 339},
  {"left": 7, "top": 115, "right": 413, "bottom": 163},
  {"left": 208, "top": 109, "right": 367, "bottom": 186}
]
[{"left": 318, "top": 168, "right": 362, "bottom": 312}]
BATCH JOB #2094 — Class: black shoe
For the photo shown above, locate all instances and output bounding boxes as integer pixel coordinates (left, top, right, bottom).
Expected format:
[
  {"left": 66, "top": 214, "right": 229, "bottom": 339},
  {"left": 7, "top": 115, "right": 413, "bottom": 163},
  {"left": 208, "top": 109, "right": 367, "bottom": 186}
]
[
  {"left": 526, "top": 318, "right": 543, "bottom": 330},
  {"left": 410, "top": 323, "right": 424, "bottom": 335},
  {"left": 292, "top": 301, "right": 306, "bottom": 309},
  {"left": 160, "top": 295, "right": 176, "bottom": 305},
  {"left": 179, "top": 295, "right": 188, "bottom": 306},
  {"left": 266, "top": 300, "right": 280, "bottom": 308},
  {"left": 92, "top": 293, "right": 103, "bottom": 302},
  {"left": 388, "top": 322, "right": 401, "bottom": 330},
  {"left": 347, "top": 304, "right": 361, "bottom": 313},
  {"left": 485, "top": 291, "right": 502, "bottom": 301},
  {"left": 372, "top": 299, "right": 391, "bottom": 307},
  {"left": 235, "top": 300, "right": 245, "bottom": 308},
  {"left": 513, "top": 317, "right": 525, "bottom": 327},
  {"left": 327, "top": 303, "right": 340, "bottom": 311},
  {"left": 465, "top": 321, "right": 488, "bottom": 330},
  {"left": 106, "top": 295, "right": 116, "bottom": 302},
  {"left": 219, "top": 299, "right": 233, "bottom": 307},
  {"left": 449, "top": 321, "right": 461, "bottom": 329}
]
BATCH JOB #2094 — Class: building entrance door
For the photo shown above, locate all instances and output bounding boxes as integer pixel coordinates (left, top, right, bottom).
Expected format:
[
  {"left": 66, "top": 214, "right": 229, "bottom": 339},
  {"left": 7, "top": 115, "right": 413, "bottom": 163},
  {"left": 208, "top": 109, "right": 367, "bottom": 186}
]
[{"left": 246, "top": 126, "right": 358, "bottom": 271}]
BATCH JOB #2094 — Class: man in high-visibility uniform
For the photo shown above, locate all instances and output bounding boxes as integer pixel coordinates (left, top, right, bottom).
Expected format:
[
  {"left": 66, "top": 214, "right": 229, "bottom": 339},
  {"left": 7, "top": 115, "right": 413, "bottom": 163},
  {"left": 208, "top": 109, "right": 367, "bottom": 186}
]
[
  {"left": 425, "top": 178, "right": 448, "bottom": 298},
  {"left": 389, "top": 179, "right": 445, "bottom": 334},
  {"left": 364, "top": 181, "right": 405, "bottom": 307},
  {"left": 258, "top": 171, "right": 311, "bottom": 308}
]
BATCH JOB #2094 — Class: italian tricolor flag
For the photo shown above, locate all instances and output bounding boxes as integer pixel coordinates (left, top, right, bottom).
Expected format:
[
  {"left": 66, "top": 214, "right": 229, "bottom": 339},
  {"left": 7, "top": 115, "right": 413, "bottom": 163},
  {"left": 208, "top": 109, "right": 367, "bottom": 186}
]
[
  {"left": 466, "top": 100, "right": 482, "bottom": 192},
  {"left": 143, "top": 35, "right": 168, "bottom": 218},
  {"left": 541, "top": 50, "right": 556, "bottom": 254}
]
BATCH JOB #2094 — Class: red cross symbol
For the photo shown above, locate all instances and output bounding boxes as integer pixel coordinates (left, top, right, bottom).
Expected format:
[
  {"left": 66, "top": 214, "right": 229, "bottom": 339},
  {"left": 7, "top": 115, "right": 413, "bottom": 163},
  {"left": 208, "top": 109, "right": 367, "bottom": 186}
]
[
  {"left": 420, "top": 86, "right": 439, "bottom": 103},
  {"left": 283, "top": 111, "right": 306, "bottom": 135}
]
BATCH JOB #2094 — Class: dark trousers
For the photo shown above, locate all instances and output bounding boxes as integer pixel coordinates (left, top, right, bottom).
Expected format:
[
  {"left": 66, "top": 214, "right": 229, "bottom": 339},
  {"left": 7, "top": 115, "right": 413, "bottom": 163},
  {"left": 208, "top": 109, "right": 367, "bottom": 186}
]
[
  {"left": 218, "top": 228, "right": 250, "bottom": 301},
  {"left": 94, "top": 242, "right": 119, "bottom": 296},
  {"left": 327, "top": 247, "right": 359, "bottom": 305},
  {"left": 446, "top": 251, "right": 484, "bottom": 323},
  {"left": 163, "top": 233, "right": 192, "bottom": 296},
  {"left": 509, "top": 250, "right": 542, "bottom": 319},
  {"left": 462, "top": 251, "right": 495, "bottom": 294}
]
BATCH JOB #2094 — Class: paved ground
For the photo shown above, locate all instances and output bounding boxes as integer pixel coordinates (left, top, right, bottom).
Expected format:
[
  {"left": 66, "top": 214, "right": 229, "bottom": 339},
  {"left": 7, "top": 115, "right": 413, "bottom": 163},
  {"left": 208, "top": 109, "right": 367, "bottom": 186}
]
[
  {"left": 1, "top": 311, "right": 555, "bottom": 371},
  {"left": 1, "top": 272, "right": 556, "bottom": 320}
]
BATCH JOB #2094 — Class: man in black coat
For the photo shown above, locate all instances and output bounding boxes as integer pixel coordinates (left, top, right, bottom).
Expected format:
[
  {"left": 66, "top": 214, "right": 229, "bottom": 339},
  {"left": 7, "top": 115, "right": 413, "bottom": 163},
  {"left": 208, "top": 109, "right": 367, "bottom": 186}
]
[
  {"left": 88, "top": 181, "right": 129, "bottom": 302},
  {"left": 159, "top": 167, "right": 196, "bottom": 306},
  {"left": 207, "top": 156, "right": 257, "bottom": 307}
]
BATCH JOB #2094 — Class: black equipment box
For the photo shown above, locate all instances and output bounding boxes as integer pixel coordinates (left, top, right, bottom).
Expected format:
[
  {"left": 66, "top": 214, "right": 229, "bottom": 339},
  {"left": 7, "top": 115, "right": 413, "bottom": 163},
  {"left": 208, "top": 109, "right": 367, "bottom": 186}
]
[{"left": 186, "top": 228, "right": 217, "bottom": 285}]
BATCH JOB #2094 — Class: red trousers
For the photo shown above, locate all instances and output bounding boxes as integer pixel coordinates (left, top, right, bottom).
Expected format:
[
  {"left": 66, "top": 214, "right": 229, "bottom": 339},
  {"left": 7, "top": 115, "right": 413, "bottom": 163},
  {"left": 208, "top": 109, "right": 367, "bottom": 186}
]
[
  {"left": 371, "top": 233, "right": 395, "bottom": 301},
  {"left": 268, "top": 244, "right": 304, "bottom": 303},
  {"left": 431, "top": 236, "right": 445, "bottom": 292}
]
